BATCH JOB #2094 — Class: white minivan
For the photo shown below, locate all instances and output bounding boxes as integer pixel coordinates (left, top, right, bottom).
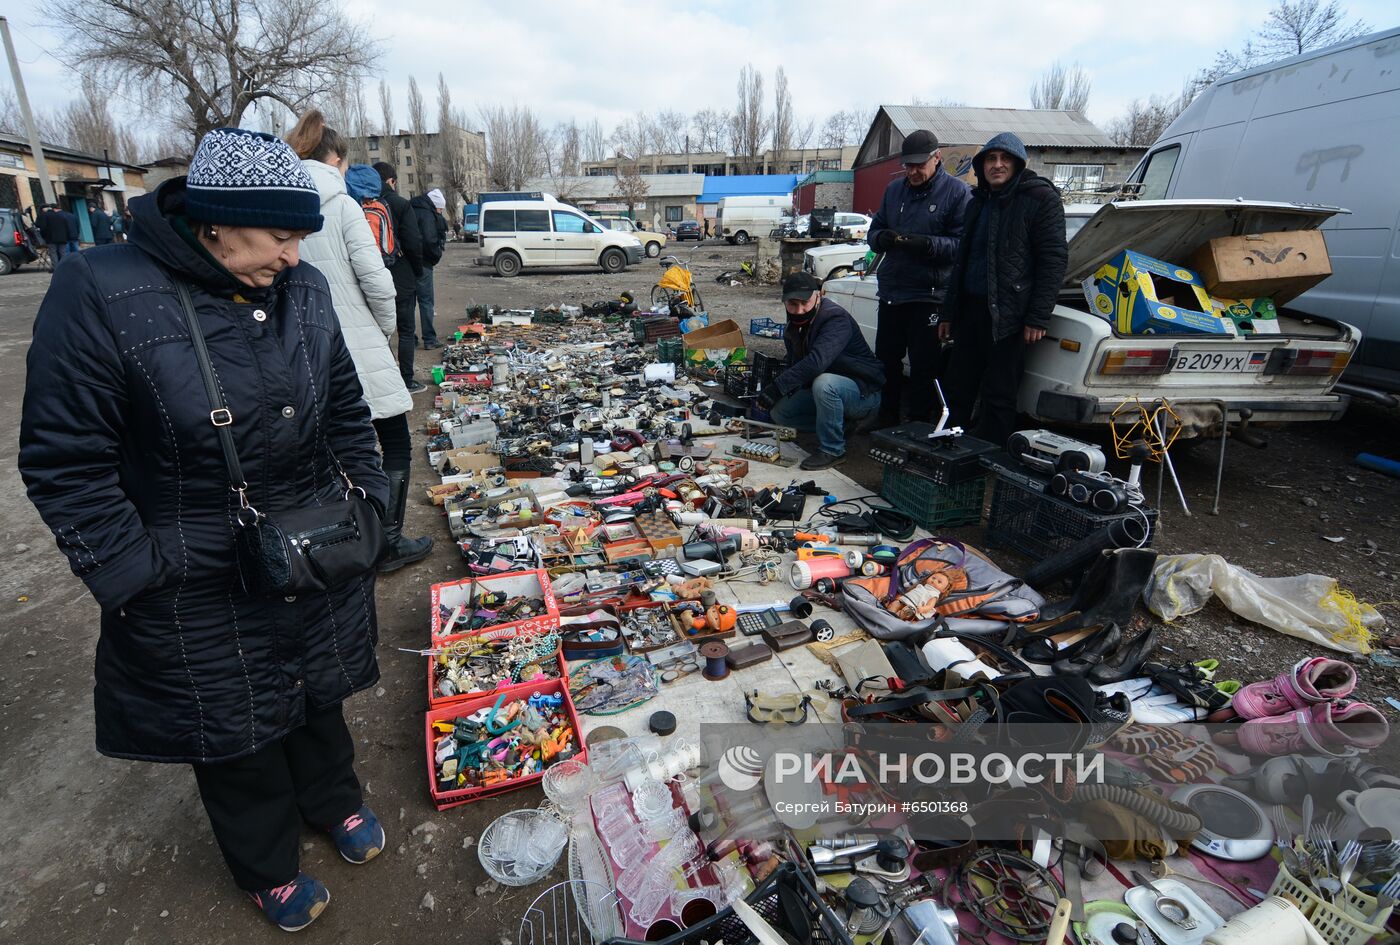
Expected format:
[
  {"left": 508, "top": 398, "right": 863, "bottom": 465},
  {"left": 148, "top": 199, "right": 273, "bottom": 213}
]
[
  {"left": 717, "top": 196, "right": 793, "bottom": 244},
  {"left": 474, "top": 194, "right": 643, "bottom": 277}
]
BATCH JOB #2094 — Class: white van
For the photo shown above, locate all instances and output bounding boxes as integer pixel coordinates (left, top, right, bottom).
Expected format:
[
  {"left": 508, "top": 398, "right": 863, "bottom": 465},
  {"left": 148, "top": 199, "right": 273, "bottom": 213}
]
[
  {"left": 474, "top": 194, "right": 643, "bottom": 277},
  {"left": 716, "top": 196, "right": 792, "bottom": 244},
  {"left": 1125, "top": 26, "right": 1400, "bottom": 396}
]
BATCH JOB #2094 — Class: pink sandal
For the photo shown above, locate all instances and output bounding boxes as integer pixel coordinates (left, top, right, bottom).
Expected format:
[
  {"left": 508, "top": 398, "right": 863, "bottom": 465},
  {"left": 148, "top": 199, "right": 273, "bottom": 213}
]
[
  {"left": 1236, "top": 699, "right": 1388, "bottom": 757},
  {"left": 1232, "top": 657, "right": 1357, "bottom": 720}
]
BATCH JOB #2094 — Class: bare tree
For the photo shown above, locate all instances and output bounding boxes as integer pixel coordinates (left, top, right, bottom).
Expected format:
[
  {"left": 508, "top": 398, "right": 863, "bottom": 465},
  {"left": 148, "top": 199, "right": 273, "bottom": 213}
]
[
  {"left": 1104, "top": 77, "right": 1204, "bottom": 146},
  {"left": 729, "top": 64, "right": 769, "bottom": 174},
  {"left": 793, "top": 117, "right": 817, "bottom": 152},
  {"left": 653, "top": 110, "right": 688, "bottom": 154},
  {"left": 45, "top": 0, "right": 380, "bottom": 141},
  {"left": 611, "top": 112, "right": 654, "bottom": 166},
  {"left": 406, "top": 75, "right": 428, "bottom": 192},
  {"left": 345, "top": 79, "right": 371, "bottom": 164},
  {"left": 378, "top": 78, "right": 398, "bottom": 164},
  {"left": 480, "top": 104, "right": 547, "bottom": 190},
  {"left": 770, "top": 66, "right": 794, "bottom": 158},
  {"left": 582, "top": 118, "right": 607, "bottom": 164},
  {"left": 1029, "top": 62, "right": 1092, "bottom": 112},
  {"left": 435, "top": 74, "right": 467, "bottom": 218},
  {"left": 47, "top": 74, "right": 140, "bottom": 162},
  {"left": 551, "top": 121, "right": 582, "bottom": 176},
  {"left": 691, "top": 108, "right": 729, "bottom": 152},
  {"left": 615, "top": 161, "right": 649, "bottom": 218},
  {"left": 1206, "top": 0, "right": 1368, "bottom": 78}
]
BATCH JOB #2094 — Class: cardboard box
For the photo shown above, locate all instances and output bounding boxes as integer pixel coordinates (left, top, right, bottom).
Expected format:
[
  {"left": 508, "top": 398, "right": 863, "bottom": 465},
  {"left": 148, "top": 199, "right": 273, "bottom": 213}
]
[
  {"left": 1210, "top": 296, "right": 1281, "bottom": 335},
  {"left": 1191, "top": 230, "right": 1331, "bottom": 305},
  {"left": 682, "top": 318, "right": 747, "bottom": 371},
  {"left": 438, "top": 449, "right": 503, "bottom": 475},
  {"left": 1082, "top": 250, "right": 1231, "bottom": 336}
]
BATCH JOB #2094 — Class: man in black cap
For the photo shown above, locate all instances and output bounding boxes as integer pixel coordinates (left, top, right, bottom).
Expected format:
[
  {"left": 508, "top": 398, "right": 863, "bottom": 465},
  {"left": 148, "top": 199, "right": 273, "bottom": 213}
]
[
  {"left": 941, "top": 132, "right": 1067, "bottom": 447},
  {"left": 756, "top": 272, "right": 885, "bottom": 470},
  {"left": 867, "top": 129, "right": 972, "bottom": 428}
]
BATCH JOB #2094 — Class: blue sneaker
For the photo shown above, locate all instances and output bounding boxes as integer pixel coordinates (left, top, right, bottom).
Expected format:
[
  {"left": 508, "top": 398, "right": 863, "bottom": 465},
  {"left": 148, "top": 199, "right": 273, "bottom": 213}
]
[
  {"left": 248, "top": 873, "right": 330, "bottom": 932},
  {"left": 328, "top": 805, "right": 385, "bottom": 864}
]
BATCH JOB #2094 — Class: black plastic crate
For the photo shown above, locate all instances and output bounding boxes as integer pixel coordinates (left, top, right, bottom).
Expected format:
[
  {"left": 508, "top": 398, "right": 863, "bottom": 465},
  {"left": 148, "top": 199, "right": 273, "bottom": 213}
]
[
  {"left": 724, "top": 364, "right": 756, "bottom": 398},
  {"left": 985, "top": 460, "right": 1157, "bottom": 560},
  {"left": 602, "top": 863, "right": 851, "bottom": 945},
  {"left": 881, "top": 466, "right": 986, "bottom": 530},
  {"left": 751, "top": 351, "right": 785, "bottom": 388}
]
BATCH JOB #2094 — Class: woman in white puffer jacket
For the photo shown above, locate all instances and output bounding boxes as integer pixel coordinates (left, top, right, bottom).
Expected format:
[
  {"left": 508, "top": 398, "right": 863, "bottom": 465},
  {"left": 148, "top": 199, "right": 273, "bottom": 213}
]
[{"left": 287, "top": 110, "right": 432, "bottom": 571}]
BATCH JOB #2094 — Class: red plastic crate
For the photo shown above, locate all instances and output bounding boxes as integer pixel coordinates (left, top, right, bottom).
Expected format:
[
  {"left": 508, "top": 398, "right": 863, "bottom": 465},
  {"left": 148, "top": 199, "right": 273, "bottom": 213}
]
[
  {"left": 424, "top": 677, "right": 586, "bottom": 811},
  {"left": 427, "top": 629, "right": 565, "bottom": 710},
  {"left": 430, "top": 569, "right": 559, "bottom": 643}
]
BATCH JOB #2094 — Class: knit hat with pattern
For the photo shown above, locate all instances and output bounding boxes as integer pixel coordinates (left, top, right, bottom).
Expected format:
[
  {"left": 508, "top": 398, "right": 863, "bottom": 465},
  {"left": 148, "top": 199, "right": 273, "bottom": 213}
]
[{"left": 185, "top": 128, "right": 323, "bottom": 232}]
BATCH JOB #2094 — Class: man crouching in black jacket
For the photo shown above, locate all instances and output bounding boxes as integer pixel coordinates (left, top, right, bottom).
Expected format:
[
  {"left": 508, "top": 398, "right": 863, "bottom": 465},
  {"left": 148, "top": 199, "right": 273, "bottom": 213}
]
[
  {"left": 941, "top": 132, "right": 1067, "bottom": 448},
  {"left": 757, "top": 273, "right": 885, "bottom": 470}
]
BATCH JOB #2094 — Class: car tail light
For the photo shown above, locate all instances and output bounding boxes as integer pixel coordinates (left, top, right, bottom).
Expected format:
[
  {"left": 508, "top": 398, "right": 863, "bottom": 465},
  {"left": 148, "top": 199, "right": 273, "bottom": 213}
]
[
  {"left": 1098, "top": 348, "right": 1172, "bottom": 375},
  {"left": 1265, "top": 348, "right": 1350, "bottom": 376},
  {"left": 13, "top": 230, "right": 22, "bottom": 246}
]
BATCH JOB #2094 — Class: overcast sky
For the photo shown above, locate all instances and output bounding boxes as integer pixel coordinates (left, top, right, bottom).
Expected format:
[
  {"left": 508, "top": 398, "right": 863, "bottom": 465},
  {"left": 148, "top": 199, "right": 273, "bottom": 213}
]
[{"left": 2, "top": 0, "right": 1395, "bottom": 142}]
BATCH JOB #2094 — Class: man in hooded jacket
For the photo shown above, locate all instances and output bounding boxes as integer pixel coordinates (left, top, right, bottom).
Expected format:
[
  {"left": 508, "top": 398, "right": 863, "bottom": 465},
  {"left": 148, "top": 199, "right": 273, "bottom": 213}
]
[
  {"left": 410, "top": 188, "right": 448, "bottom": 349},
  {"left": 940, "top": 132, "right": 1068, "bottom": 448},
  {"left": 372, "top": 162, "right": 426, "bottom": 391}
]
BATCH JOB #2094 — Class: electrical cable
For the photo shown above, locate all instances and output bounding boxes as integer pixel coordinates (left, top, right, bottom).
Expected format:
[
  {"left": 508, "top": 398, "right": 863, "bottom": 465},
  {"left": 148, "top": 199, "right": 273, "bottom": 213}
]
[{"left": 809, "top": 494, "right": 916, "bottom": 542}]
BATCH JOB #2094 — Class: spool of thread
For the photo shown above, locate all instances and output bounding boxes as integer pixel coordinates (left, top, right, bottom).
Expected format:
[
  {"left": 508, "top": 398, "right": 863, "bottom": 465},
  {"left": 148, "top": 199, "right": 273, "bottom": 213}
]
[
  {"left": 700, "top": 641, "right": 730, "bottom": 680},
  {"left": 789, "top": 557, "right": 853, "bottom": 590}
]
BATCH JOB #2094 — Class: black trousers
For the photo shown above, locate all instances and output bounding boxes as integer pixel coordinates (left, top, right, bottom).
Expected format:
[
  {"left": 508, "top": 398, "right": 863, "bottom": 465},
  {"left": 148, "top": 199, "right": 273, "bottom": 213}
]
[
  {"left": 392, "top": 263, "right": 419, "bottom": 383},
  {"left": 372, "top": 413, "right": 413, "bottom": 472},
  {"left": 192, "top": 702, "right": 362, "bottom": 891},
  {"left": 875, "top": 300, "right": 940, "bottom": 422},
  {"left": 943, "top": 296, "right": 1027, "bottom": 449}
]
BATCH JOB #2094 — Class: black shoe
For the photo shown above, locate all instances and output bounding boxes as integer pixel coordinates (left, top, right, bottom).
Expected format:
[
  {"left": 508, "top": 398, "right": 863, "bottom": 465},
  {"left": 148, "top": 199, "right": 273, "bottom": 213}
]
[
  {"left": 406, "top": 379, "right": 427, "bottom": 393},
  {"left": 1087, "top": 625, "right": 1159, "bottom": 685},
  {"left": 1051, "top": 623, "right": 1124, "bottom": 676},
  {"left": 850, "top": 410, "right": 885, "bottom": 436},
  {"left": 799, "top": 450, "right": 845, "bottom": 471},
  {"left": 377, "top": 469, "right": 435, "bottom": 573},
  {"left": 1022, "top": 622, "right": 1120, "bottom": 666},
  {"left": 423, "top": 340, "right": 442, "bottom": 350}
]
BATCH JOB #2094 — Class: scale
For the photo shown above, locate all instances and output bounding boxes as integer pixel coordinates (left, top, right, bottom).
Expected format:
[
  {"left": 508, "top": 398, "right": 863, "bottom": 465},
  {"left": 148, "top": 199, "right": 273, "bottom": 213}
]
[{"left": 1172, "top": 784, "right": 1275, "bottom": 861}]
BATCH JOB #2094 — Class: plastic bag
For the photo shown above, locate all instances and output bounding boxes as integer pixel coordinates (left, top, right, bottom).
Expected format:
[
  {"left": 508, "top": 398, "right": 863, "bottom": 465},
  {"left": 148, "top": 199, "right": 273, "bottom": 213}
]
[{"left": 1143, "top": 553, "right": 1383, "bottom": 654}]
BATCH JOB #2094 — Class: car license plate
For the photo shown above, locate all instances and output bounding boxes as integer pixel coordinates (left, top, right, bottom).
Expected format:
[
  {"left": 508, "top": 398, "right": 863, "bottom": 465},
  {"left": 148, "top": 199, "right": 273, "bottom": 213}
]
[{"left": 1172, "top": 350, "right": 1267, "bottom": 373}]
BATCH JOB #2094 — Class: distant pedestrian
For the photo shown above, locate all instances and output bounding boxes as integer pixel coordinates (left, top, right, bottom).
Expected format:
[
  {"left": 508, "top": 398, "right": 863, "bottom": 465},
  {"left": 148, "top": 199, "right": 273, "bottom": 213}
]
[
  {"left": 89, "top": 204, "right": 115, "bottom": 244},
  {"left": 59, "top": 206, "right": 81, "bottom": 253},
  {"left": 372, "top": 161, "right": 426, "bottom": 392},
  {"left": 703, "top": 219, "right": 711, "bottom": 238},
  {"left": 111, "top": 207, "right": 125, "bottom": 242},
  {"left": 410, "top": 187, "right": 448, "bottom": 349},
  {"left": 35, "top": 205, "right": 71, "bottom": 261}
]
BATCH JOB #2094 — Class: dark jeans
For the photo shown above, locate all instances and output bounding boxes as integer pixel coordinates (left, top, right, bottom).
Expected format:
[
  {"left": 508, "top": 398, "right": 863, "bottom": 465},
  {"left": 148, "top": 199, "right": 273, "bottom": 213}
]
[
  {"left": 875, "top": 300, "right": 940, "bottom": 421},
  {"left": 415, "top": 266, "right": 437, "bottom": 346},
  {"left": 943, "top": 295, "right": 1027, "bottom": 449},
  {"left": 191, "top": 702, "right": 362, "bottom": 891},
  {"left": 372, "top": 413, "right": 413, "bottom": 472},
  {"left": 392, "top": 263, "right": 418, "bottom": 383}
]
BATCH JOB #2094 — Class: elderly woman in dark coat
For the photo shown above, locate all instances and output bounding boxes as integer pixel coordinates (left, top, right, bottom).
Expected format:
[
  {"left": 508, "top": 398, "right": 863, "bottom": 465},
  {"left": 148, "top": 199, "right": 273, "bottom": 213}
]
[{"left": 19, "top": 128, "right": 391, "bottom": 932}]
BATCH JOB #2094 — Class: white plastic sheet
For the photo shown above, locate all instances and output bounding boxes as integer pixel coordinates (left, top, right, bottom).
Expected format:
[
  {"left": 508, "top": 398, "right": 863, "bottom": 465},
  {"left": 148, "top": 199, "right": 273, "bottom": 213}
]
[{"left": 1143, "top": 553, "right": 1384, "bottom": 654}]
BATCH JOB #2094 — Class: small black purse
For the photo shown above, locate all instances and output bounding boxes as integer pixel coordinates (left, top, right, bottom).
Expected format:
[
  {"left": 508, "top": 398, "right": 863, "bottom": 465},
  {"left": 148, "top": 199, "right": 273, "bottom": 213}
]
[{"left": 175, "top": 281, "right": 387, "bottom": 595}]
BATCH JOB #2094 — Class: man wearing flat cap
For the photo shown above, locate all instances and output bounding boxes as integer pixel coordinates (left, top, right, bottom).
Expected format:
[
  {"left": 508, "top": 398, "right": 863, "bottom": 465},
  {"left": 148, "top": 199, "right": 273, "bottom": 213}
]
[
  {"left": 867, "top": 129, "right": 972, "bottom": 428},
  {"left": 756, "top": 272, "right": 885, "bottom": 470}
]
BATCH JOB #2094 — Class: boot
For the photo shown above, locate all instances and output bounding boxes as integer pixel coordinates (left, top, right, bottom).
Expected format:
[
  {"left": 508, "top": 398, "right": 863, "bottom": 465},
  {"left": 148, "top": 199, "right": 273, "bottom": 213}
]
[
  {"left": 1022, "top": 623, "right": 1120, "bottom": 665},
  {"left": 1050, "top": 624, "right": 1124, "bottom": 677},
  {"left": 1022, "top": 548, "right": 1159, "bottom": 642},
  {"left": 378, "top": 469, "right": 433, "bottom": 573}
]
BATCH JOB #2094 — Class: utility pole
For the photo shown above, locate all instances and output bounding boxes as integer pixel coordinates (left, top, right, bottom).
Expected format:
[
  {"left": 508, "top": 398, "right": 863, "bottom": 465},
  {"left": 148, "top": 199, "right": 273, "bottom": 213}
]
[{"left": 0, "top": 16, "right": 57, "bottom": 207}]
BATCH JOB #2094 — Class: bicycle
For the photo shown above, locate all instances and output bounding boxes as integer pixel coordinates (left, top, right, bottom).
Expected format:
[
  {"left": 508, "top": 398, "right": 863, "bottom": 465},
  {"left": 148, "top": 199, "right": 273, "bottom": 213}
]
[{"left": 650, "top": 245, "right": 705, "bottom": 314}]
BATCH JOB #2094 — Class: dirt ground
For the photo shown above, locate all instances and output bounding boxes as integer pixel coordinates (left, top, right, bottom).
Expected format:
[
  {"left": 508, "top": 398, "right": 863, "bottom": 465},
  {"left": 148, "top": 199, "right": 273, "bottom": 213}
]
[{"left": 2, "top": 239, "right": 1397, "bottom": 944}]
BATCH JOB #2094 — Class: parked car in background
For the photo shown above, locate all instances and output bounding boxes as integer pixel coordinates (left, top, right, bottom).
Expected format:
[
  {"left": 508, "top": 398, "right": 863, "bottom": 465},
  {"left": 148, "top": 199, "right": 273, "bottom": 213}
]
[
  {"left": 803, "top": 241, "right": 869, "bottom": 281},
  {"left": 834, "top": 212, "right": 872, "bottom": 240},
  {"left": 717, "top": 196, "right": 792, "bottom": 244},
  {"left": 674, "top": 220, "right": 703, "bottom": 241},
  {"left": 597, "top": 216, "right": 666, "bottom": 257},
  {"left": 824, "top": 199, "right": 1362, "bottom": 437},
  {"left": 0, "top": 208, "right": 39, "bottom": 275},
  {"left": 462, "top": 203, "right": 479, "bottom": 242},
  {"left": 474, "top": 193, "right": 642, "bottom": 277},
  {"left": 1124, "top": 25, "right": 1400, "bottom": 395}
]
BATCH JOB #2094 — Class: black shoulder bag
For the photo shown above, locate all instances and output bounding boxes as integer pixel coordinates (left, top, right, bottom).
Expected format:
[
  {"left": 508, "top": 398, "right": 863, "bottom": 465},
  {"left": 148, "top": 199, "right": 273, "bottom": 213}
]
[{"left": 175, "top": 281, "right": 387, "bottom": 595}]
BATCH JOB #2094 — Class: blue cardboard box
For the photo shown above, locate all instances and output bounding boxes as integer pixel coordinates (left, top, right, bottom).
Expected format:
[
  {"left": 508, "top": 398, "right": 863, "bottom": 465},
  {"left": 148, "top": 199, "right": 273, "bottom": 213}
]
[{"left": 1082, "top": 250, "right": 1232, "bottom": 336}]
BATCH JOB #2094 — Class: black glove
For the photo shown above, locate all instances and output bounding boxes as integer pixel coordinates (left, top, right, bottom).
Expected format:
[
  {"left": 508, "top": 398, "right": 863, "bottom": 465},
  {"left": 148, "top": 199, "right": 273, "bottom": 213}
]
[
  {"left": 902, "top": 234, "right": 933, "bottom": 255},
  {"left": 871, "top": 229, "right": 899, "bottom": 253},
  {"left": 756, "top": 387, "right": 780, "bottom": 412}
]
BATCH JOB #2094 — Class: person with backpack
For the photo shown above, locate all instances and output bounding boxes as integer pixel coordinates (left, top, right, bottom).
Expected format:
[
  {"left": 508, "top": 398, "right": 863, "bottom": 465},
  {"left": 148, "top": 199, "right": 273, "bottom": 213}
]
[
  {"left": 371, "top": 162, "right": 425, "bottom": 392},
  {"left": 409, "top": 188, "right": 448, "bottom": 349},
  {"left": 287, "top": 113, "right": 435, "bottom": 576}
]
